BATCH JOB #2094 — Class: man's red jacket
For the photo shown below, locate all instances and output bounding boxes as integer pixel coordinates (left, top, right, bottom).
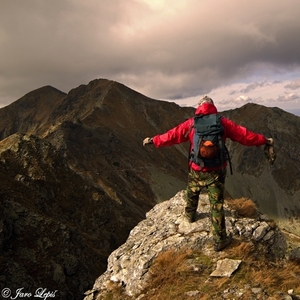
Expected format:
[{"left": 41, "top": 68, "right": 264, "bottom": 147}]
[{"left": 152, "top": 103, "right": 267, "bottom": 172}]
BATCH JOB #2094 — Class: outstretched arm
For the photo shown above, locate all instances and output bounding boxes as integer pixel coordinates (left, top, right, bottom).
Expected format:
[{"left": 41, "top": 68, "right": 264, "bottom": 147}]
[
  {"left": 143, "top": 119, "right": 192, "bottom": 147},
  {"left": 222, "top": 117, "right": 276, "bottom": 164},
  {"left": 222, "top": 117, "right": 267, "bottom": 146}
]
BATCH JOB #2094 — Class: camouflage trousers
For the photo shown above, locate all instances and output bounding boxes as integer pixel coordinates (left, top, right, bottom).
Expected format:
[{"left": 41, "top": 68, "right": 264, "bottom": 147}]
[{"left": 186, "top": 168, "right": 227, "bottom": 243}]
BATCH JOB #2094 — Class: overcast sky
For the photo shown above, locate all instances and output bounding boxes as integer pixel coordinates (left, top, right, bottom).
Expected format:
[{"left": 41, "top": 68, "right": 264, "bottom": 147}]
[{"left": 1, "top": 0, "right": 300, "bottom": 114}]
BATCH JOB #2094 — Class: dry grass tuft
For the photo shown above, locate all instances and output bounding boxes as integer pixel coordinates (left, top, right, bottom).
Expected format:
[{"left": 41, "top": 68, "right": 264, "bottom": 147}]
[
  {"left": 243, "top": 260, "right": 300, "bottom": 292},
  {"left": 266, "top": 261, "right": 300, "bottom": 290},
  {"left": 141, "top": 248, "right": 210, "bottom": 300},
  {"left": 147, "top": 248, "right": 192, "bottom": 288},
  {"left": 226, "top": 197, "right": 258, "bottom": 218},
  {"left": 226, "top": 240, "right": 255, "bottom": 259}
]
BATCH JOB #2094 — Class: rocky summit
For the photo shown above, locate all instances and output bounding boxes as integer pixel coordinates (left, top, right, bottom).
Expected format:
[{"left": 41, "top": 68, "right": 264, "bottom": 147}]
[
  {"left": 84, "top": 191, "right": 300, "bottom": 300},
  {"left": 0, "top": 78, "right": 300, "bottom": 299}
]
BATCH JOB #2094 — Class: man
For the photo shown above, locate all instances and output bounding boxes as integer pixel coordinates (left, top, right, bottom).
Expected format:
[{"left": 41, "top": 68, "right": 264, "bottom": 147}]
[{"left": 143, "top": 96, "right": 275, "bottom": 251}]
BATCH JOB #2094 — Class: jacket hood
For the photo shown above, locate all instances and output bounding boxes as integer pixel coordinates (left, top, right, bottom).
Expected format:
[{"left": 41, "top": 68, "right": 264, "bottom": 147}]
[{"left": 195, "top": 103, "right": 218, "bottom": 115}]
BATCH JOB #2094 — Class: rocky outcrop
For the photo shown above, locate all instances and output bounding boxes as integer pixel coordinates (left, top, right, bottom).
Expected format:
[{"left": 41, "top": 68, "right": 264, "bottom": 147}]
[{"left": 85, "top": 190, "right": 288, "bottom": 299}]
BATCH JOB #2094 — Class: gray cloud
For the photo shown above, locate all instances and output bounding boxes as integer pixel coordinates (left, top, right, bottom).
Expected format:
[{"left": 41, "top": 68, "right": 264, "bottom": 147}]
[
  {"left": 285, "top": 79, "right": 300, "bottom": 90},
  {"left": 1, "top": 0, "right": 300, "bottom": 107},
  {"left": 277, "top": 92, "right": 300, "bottom": 103},
  {"left": 229, "top": 81, "right": 269, "bottom": 95},
  {"left": 240, "top": 82, "right": 269, "bottom": 93},
  {"left": 219, "top": 95, "right": 252, "bottom": 108}
]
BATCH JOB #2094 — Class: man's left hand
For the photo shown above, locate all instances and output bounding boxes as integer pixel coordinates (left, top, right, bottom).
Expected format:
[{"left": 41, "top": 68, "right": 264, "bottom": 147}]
[{"left": 264, "top": 138, "right": 276, "bottom": 165}]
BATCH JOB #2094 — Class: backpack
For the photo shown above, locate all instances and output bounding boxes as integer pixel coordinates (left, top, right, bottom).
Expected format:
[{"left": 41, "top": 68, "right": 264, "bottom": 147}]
[{"left": 190, "top": 114, "right": 232, "bottom": 173}]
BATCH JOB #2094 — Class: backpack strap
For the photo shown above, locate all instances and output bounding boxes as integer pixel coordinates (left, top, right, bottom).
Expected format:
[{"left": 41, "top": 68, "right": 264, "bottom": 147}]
[
  {"left": 218, "top": 116, "right": 233, "bottom": 175},
  {"left": 225, "top": 145, "right": 233, "bottom": 175},
  {"left": 184, "top": 124, "right": 194, "bottom": 138}
]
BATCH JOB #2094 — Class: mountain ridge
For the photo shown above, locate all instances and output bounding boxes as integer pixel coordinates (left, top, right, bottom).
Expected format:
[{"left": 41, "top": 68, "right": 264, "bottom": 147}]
[{"left": 0, "top": 78, "right": 299, "bottom": 299}]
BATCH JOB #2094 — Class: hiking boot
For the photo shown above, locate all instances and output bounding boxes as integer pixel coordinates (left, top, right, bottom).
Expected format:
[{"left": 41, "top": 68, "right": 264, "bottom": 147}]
[
  {"left": 214, "top": 234, "right": 232, "bottom": 252},
  {"left": 184, "top": 212, "right": 195, "bottom": 223}
]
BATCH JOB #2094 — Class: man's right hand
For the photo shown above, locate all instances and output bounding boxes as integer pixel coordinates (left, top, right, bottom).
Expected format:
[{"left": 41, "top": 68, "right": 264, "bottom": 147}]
[{"left": 143, "top": 137, "right": 153, "bottom": 146}]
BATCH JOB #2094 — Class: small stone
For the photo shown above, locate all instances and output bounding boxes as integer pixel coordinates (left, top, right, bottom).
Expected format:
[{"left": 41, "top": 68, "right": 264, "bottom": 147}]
[
  {"left": 253, "top": 222, "right": 270, "bottom": 241},
  {"left": 210, "top": 258, "right": 242, "bottom": 277},
  {"left": 288, "top": 289, "right": 293, "bottom": 295},
  {"left": 251, "top": 287, "right": 262, "bottom": 294},
  {"left": 185, "top": 290, "right": 200, "bottom": 297}
]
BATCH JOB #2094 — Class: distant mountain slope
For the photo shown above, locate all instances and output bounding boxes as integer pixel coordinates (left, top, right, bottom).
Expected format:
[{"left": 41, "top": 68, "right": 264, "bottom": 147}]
[
  {"left": 0, "top": 79, "right": 194, "bottom": 204},
  {"left": 222, "top": 104, "right": 300, "bottom": 233},
  {"left": 0, "top": 133, "right": 120, "bottom": 298}
]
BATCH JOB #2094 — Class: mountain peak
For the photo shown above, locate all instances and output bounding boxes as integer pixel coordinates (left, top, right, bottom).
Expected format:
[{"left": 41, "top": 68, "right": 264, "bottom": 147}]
[
  {"left": 23, "top": 85, "right": 66, "bottom": 96},
  {"left": 16, "top": 85, "right": 67, "bottom": 107}
]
